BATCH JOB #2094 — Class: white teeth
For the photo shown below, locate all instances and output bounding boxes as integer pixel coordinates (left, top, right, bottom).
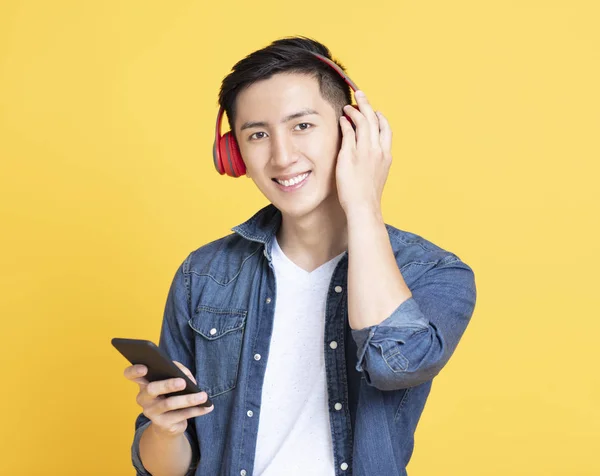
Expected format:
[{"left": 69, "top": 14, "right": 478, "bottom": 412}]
[{"left": 276, "top": 172, "right": 309, "bottom": 187}]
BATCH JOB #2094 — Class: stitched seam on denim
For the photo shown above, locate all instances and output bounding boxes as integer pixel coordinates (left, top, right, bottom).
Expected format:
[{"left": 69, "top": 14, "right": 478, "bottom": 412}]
[
  {"left": 334, "top": 284, "right": 354, "bottom": 470},
  {"left": 188, "top": 320, "right": 245, "bottom": 338},
  {"left": 186, "top": 322, "right": 245, "bottom": 397},
  {"left": 188, "top": 308, "right": 247, "bottom": 338},
  {"left": 208, "top": 382, "right": 237, "bottom": 398},
  {"left": 239, "top": 206, "right": 281, "bottom": 239},
  {"left": 440, "top": 255, "right": 461, "bottom": 264},
  {"left": 385, "top": 225, "right": 439, "bottom": 251},
  {"left": 337, "top": 285, "right": 352, "bottom": 422},
  {"left": 370, "top": 324, "right": 426, "bottom": 341},
  {"left": 384, "top": 350, "right": 409, "bottom": 373},
  {"left": 399, "top": 260, "right": 438, "bottom": 272},
  {"left": 231, "top": 227, "right": 264, "bottom": 243},
  {"left": 232, "top": 214, "right": 281, "bottom": 244},
  {"left": 394, "top": 388, "right": 413, "bottom": 422},
  {"left": 183, "top": 253, "right": 193, "bottom": 312},
  {"left": 188, "top": 247, "right": 261, "bottom": 285},
  {"left": 383, "top": 326, "right": 429, "bottom": 373},
  {"left": 195, "top": 305, "right": 247, "bottom": 316}
]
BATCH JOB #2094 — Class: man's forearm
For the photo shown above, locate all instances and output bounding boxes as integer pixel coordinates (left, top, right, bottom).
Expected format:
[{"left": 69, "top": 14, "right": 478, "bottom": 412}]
[
  {"left": 139, "top": 423, "right": 194, "bottom": 476},
  {"left": 346, "top": 206, "right": 412, "bottom": 330}
]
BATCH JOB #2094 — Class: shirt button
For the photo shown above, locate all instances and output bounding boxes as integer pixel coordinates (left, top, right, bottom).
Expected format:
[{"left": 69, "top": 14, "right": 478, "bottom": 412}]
[
  {"left": 254, "top": 353, "right": 261, "bottom": 361},
  {"left": 240, "top": 470, "right": 247, "bottom": 476},
  {"left": 335, "top": 285, "right": 343, "bottom": 293},
  {"left": 209, "top": 328, "right": 217, "bottom": 336},
  {"left": 334, "top": 403, "right": 342, "bottom": 411},
  {"left": 247, "top": 410, "right": 253, "bottom": 417},
  {"left": 341, "top": 462, "right": 348, "bottom": 471},
  {"left": 266, "top": 297, "right": 272, "bottom": 304},
  {"left": 329, "top": 341, "right": 338, "bottom": 350}
]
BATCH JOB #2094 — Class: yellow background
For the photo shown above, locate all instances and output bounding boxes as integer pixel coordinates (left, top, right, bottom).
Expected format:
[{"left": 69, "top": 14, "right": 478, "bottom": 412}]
[{"left": 1, "top": 0, "right": 598, "bottom": 474}]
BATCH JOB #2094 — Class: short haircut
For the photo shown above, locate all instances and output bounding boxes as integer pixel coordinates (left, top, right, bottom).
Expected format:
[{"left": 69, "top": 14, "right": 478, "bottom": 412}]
[{"left": 218, "top": 35, "right": 352, "bottom": 140}]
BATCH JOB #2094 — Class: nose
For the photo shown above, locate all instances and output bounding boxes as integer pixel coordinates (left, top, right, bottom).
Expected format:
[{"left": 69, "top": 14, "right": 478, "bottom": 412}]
[{"left": 270, "top": 130, "right": 297, "bottom": 168}]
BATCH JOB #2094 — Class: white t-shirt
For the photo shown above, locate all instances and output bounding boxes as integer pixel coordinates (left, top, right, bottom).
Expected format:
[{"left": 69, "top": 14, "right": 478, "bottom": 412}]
[{"left": 253, "top": 237, "right": 345, "bottom": 476}]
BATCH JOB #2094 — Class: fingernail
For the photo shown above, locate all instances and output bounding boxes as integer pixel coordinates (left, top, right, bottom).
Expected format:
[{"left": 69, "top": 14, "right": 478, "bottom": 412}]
[{"left": 355, "top": 90, "right": 365, "bottom": 97}]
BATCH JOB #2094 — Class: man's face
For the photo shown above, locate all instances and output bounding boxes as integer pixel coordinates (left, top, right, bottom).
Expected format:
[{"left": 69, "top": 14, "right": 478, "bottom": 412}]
[{"left": 234, "top": 73, "right": 343, "bottom": 219}]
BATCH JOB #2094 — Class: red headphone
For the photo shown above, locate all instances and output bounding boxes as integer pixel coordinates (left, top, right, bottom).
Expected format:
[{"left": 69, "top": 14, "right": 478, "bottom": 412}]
[{"left": 213, "top": 52, "right": 360, "bottom": 177}]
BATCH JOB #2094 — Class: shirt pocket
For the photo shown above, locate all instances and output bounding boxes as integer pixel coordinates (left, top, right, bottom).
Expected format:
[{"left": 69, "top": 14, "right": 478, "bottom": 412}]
[{"left": 188, "top": 305, "right": 247, "bottom": 398}]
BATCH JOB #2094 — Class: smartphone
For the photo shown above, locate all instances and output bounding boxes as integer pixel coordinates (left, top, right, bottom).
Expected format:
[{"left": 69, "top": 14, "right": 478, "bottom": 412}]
[{"left": 112, "top": 337, "right": 213, "bottom": 408}]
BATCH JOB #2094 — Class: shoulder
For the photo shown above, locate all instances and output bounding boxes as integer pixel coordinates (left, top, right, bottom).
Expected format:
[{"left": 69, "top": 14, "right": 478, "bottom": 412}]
[
  {"left": 384, "top": 223, "right": 476, "bottom": 297},
  {"left": 179, "top": 233, "right": 261, "bottom": 283},
  {"left": 384, "top": 222, "right": 471, "bottom": 269}
]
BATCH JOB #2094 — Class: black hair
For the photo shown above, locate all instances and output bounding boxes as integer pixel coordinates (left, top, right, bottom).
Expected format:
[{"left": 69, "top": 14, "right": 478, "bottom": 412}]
[{"left": 218, "top": 35, "right": 352, "bottom": 139}]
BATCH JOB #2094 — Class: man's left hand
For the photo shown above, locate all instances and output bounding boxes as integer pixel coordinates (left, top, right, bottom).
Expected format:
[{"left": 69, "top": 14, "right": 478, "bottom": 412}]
[{"left": 335, "top": 90, "right": 393, "bottom": 217}]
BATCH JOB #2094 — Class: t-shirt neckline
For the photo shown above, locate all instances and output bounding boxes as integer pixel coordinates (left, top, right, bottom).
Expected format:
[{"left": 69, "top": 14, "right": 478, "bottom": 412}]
[{"left": 271, "top": 236, "right": 345, "bottom": 282}]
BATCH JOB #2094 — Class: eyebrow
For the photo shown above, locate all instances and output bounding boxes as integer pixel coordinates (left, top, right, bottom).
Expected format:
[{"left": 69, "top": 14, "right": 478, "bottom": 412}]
[{"left": 239, "top": 108, "right": 319, "bottom": 131}]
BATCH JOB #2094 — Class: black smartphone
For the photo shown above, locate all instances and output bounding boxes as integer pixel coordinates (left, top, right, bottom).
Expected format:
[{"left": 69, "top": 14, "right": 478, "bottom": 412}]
[{"left": 112, "top": 337, "right": 213, "bottom": 407}]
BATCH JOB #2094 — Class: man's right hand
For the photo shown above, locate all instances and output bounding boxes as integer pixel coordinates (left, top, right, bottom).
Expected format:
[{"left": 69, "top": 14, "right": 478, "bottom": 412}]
[{"left": 123, "top": 360, "right": 214, "bottom": 438}]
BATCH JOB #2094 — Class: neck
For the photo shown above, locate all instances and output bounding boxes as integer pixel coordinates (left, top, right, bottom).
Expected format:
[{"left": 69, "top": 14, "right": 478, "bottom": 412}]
[{"left": 275, "top": 196, "right": 348, "bottom": 273}]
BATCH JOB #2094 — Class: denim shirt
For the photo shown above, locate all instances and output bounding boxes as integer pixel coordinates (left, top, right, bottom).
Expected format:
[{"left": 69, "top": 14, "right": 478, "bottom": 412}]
[{"left": 131, "top": 204, "right": 477, "bottom": 476}]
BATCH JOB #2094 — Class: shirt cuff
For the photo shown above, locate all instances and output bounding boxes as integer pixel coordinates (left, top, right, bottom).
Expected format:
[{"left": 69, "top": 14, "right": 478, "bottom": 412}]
[
  {"left": 131, "top": 420, "right": 153, "bottom": 476},
  {"left": 351, "top": 296, "right": 429, "bottom": 373}
]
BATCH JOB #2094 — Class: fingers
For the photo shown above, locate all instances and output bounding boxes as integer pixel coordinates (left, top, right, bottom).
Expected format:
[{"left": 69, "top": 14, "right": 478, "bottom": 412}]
[
  {"left": 146, "top": 377, "right": 188, "bottom": 399},
  {"left": 162, "top": 403, "right": 214, "bottom": 424},
  {"left": 148, "top": 403, "right": 215, "bottom": 437},
  {"left": 353, "top": 90, "right": 380, "bottom": 147},
  {"left": 124, "top": 362, "right": 214, "bottom": 439},
  {"left": 124, "top": 365, "right": 149, "bottom": 386},
  {"left": 339, "top": 116, "right": 356, "bottom": 156},
  {"left": 343, "top": 104, "right": 369, "bottom": 152},
  {"left": 143, "top": 393, "right": 215, "bottom": 438},
  {"left": 376, "top": 111, "right": 393, "bottom": 161},
  {"left": 124, "top": 364, "right": 147, "bottom": 380},
  {"left": 144, "top": 391, "right": 212, "bottom": 418},
  {"left": 341, "top": 91, "right": 392, "bottom": 167}
]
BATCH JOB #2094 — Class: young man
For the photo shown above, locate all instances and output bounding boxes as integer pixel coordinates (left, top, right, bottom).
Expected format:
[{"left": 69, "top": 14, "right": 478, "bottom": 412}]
[{"left": 123, "top": 36, "right": 477, "bottom": 476}]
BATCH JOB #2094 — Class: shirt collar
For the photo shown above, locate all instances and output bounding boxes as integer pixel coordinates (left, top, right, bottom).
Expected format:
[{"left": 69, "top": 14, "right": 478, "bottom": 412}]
[
  {"left": 231, "top": 203, "right": 282, "bottom": 246},
  {"left": 231, "top": 204, "right": 351, "bottom": 266}
]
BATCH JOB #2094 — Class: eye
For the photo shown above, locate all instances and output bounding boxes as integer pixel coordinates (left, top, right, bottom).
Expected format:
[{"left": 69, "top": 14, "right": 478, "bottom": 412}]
[
  {"left": 294, "top": 123, "right": 313, "bottom": 131},
  {"left": 249, "top": 131, "right": 268, "bottom": 141}
]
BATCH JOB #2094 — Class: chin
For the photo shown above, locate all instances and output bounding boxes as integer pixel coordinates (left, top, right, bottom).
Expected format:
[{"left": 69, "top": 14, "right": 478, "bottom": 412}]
[
  {"left": 276, "top": 194, "right": 334, "bottom": 220},
  {"left": 274, "top": 200, "right": 314, "bottom": 218},
  {"left": 257, "top": 177, "right": 336, "bottom": 219}
]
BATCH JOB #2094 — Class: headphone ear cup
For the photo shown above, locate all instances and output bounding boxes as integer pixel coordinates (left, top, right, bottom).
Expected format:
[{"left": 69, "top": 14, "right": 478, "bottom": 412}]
[
  {"left": 228, "top": 134, "right": 246, "bottom": 177},
  {"left": 213, "top": 138, "right": 225, "bottom": 174},
  {"left": 218, "top": 132, "right": 235, "bottom": 177},
  {"left": 220, "top": 132, "right": 246, "bottom": 177}
]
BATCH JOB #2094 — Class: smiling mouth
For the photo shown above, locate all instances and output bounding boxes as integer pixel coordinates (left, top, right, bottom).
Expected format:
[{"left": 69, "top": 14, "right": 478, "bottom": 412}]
[{"left": 272, "top": 171, "right": 311, "bottom": 187}]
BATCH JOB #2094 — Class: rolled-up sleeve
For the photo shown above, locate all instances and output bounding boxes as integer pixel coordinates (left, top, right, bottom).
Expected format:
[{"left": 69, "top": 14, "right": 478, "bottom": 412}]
[
  {"left": 130, "top": 254, "right": 200, "bottom": 475},
  {"left": 351, "top": 255, "right": 477, "bottom": 390}
]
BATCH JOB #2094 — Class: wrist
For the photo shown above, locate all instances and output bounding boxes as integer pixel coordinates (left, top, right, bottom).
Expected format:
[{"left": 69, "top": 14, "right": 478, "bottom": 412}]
[
  {"left": 344, "top": 203, "right": 384, "bottom": 225},
  {"left": 148, "top": 422, "right": 185, "bottom": 442}
]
